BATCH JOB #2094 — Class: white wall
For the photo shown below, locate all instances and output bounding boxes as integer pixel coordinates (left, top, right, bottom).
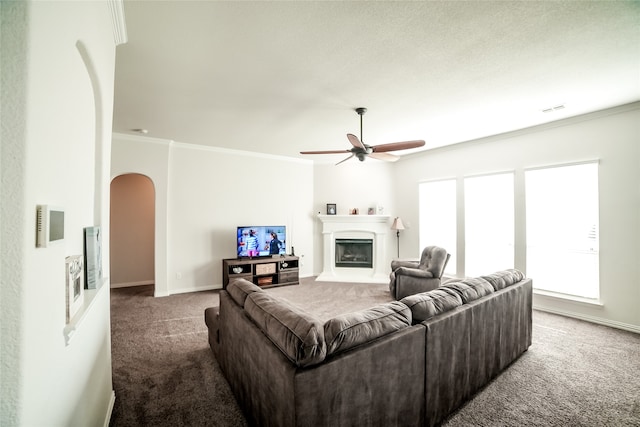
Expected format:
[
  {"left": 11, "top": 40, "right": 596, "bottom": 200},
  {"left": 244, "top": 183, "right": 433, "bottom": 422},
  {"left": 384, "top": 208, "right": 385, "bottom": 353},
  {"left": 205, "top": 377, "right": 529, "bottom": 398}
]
[
  {"left": 393, "top": 104, "right": 640, "bottom": 332},
  {"left": 111, "top": 136, "right": 316, "bottom": 294},
  {"left": 111, "top": 135, "right": 170, "bottom": 295},
  {"left": 1, "top": 1, "right": 117, "bottom": 425},
  {"left": 312, "top": 161, "right": 398, "bottom": 273}
]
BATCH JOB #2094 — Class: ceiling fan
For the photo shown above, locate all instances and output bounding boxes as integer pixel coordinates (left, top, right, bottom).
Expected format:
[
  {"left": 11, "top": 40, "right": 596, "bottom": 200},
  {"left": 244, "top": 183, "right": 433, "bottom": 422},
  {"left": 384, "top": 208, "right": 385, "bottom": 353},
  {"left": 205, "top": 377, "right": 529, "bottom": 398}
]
[{"left": 300, "top": 108, "right": 425, "bottom": 165}]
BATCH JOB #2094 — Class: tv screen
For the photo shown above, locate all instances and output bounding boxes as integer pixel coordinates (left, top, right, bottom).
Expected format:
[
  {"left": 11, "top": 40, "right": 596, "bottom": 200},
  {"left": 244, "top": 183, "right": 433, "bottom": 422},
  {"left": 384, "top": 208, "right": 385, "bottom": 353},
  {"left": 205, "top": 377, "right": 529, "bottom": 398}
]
[{"left": 237, "top": 226, "right": 286, "bottom": 257}]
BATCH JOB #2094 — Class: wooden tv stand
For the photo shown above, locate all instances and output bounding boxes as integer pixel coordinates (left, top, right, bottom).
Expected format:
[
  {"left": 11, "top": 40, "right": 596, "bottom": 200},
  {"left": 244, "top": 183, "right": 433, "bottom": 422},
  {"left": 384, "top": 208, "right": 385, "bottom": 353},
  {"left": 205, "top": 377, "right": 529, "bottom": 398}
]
[{"left": 222, "top": 256, "right": 299, "bottom": 289}]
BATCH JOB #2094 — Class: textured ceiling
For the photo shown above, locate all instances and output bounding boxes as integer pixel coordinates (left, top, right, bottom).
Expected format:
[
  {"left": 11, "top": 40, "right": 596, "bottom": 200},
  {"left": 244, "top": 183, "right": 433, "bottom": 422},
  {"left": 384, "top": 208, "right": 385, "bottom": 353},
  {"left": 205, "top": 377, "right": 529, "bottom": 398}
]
[{"left": 112, "top": 1, "right": 640, "bottom": 162}]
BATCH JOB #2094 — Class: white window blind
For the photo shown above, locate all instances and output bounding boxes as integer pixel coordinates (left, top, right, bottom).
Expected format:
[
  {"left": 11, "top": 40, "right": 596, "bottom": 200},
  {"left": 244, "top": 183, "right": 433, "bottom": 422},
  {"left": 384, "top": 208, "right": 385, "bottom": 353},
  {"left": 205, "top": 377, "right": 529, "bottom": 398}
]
[
  {"left": 464, "top": 173, "right": 514, "bottom": 277},
  {"left": 525, "top": 163, "right": 599, "bottom": 299}
]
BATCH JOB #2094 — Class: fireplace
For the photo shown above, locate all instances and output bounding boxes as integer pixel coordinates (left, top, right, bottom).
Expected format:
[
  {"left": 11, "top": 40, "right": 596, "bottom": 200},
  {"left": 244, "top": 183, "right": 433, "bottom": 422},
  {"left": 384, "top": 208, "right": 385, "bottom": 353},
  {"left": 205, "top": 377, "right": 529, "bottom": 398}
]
[
  {"left": 316, "top": 214, "right": 390, "bottom": 283},
  {"left": 335, "top": 239, "right": 373, "bottom": 268}
]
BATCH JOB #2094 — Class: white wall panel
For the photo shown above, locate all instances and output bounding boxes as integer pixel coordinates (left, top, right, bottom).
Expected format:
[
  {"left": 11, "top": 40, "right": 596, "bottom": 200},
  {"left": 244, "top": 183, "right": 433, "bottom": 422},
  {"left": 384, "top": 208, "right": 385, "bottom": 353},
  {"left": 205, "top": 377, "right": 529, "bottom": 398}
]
[{"left": 393, "top": 104, "right": 640, "bottom": 331}]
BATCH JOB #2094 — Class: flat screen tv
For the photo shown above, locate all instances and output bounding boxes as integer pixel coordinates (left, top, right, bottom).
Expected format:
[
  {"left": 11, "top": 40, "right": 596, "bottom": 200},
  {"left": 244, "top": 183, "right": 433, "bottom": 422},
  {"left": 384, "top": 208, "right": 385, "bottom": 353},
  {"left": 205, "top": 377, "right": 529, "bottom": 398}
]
[{"left": 237, "top": 226, "right": 286, "bottom": 258}]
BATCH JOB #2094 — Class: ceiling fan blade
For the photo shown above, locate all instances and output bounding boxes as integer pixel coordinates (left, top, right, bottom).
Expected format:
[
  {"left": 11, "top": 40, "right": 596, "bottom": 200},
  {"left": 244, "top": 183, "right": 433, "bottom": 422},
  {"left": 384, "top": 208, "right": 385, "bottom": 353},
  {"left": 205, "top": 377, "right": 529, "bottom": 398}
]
[
  {"left": 369, "top": 152, "right": 399, "bottom": 162},
  {"left": 346, "top": 133, "right": 366, "bottom": 150},
  {"left": 300, "top": 149, "right": 351, "bottom": 155},
  {"left": 371, "top": 140, "right": 425, "bottom": 153},
  {"left": 335, "top": 154, "right": 355, "bottom": 165}
]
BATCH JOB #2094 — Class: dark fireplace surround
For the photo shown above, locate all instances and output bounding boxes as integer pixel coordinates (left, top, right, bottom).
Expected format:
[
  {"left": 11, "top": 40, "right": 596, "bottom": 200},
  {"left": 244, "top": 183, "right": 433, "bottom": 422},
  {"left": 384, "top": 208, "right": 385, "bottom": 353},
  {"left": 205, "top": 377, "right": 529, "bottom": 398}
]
[{"left": 335, "top": 238, "right": 373, "bottom": 268}]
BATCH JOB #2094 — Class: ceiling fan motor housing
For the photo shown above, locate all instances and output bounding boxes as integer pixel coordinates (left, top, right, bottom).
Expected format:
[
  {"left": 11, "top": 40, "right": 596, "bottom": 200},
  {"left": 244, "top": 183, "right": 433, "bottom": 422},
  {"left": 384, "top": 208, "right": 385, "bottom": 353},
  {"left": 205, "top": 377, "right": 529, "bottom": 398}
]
[{"left": 353, "top": 145, "right": 372, "bottom": 161}]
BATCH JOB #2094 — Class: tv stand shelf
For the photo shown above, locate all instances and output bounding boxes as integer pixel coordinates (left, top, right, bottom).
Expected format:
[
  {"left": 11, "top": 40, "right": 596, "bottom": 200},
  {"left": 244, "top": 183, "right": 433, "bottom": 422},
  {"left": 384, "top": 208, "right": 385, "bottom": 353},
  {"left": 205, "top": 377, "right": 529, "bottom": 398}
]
[{"left": 222, "top": 256, "right": 299, "bottom": 289}]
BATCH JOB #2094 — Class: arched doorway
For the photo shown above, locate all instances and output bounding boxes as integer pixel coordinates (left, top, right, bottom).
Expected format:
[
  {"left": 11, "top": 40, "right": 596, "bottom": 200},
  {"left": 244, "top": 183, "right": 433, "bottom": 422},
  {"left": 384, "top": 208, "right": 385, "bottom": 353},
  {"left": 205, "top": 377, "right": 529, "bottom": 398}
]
[{"left": 110, "top": 173, "right": 155, "bottom": 289}]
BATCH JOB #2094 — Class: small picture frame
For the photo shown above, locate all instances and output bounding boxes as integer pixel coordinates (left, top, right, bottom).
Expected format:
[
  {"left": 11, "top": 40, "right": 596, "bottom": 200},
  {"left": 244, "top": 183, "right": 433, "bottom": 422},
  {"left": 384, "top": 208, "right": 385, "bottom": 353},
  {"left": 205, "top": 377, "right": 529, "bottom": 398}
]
[
  {"left": 84, "top": 226, "right": 103, "bottom": 290},
  {"left": 66, "top": 255, "right": 84, "bottom": 323},
  {"left": 327, "top": 204, "right": 336, "bottom": 215},
  {"left": 368, "top": 207, "right": 375, "bottom": 215}
]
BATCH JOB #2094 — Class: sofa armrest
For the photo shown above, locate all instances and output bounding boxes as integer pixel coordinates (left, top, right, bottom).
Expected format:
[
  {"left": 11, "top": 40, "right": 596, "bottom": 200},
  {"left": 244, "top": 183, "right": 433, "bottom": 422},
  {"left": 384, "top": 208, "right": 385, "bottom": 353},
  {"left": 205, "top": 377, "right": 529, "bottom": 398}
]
[
  {"left": 391, "top": 258, "right": 420, "bottom": 270},
  {"left": 391, "top": 269, "right": 440, "bottom": 300},
  {"left": 395, "top": 267, "right": 434, "bottom": 279}
]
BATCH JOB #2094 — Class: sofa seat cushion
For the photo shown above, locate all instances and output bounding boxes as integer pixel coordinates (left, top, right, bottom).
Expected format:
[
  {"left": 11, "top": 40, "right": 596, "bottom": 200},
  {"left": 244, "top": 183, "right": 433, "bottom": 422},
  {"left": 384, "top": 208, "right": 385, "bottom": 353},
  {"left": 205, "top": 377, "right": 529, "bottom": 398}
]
[
  {"left": 324, "top": 301, "right": 412, "bottom": 356},
  {"left": 481, "top": 269, "right": 525, "bottom": 291},
  {"left": 227, "top": 279, "right": 262, "bottom": 307},
  {"left": 442, "top": 277, "right": 494, "bottom": 303},
  {"left": 400, "top": 288, "right": 463, "bottom": 322},
  {"left": 245, "top": 292, "right": 326, "bottom": 367}
]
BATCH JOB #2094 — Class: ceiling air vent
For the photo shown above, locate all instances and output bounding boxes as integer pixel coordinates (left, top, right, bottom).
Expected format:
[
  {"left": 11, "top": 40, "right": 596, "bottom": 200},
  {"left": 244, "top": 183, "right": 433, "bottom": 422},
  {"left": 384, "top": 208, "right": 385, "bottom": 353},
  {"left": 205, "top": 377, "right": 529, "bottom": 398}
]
[{"left": 542, "top": 104, "right": 565, "bottom": 113}]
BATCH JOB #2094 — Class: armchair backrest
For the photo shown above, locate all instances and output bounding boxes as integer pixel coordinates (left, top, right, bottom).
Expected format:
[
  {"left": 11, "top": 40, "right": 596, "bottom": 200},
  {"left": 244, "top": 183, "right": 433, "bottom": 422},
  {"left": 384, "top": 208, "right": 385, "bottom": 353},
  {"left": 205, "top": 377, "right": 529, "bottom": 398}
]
[{"left": 418, "top": 246, "right": 450, "bottom": 279}]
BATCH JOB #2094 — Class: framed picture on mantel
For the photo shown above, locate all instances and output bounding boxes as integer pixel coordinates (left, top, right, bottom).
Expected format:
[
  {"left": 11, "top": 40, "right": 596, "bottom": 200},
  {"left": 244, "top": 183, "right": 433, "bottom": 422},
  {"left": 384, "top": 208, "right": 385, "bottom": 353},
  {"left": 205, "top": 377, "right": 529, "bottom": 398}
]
[{"left": 327, "top": 203, "right": 336, "bottom": 215}]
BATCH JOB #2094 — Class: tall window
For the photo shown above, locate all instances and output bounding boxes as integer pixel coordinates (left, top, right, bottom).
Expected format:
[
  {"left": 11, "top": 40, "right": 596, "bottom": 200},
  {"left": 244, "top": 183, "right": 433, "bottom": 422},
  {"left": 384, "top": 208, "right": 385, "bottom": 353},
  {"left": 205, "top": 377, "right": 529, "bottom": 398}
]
[
  {"left": 418, "top": 179, "right": 456, "bottom": 275},
  {"left": 464, "top": 173, "right": 514, "bottom": 276},
  {"left": 525, "top": 163, "right": 599, "bottom": 299}
]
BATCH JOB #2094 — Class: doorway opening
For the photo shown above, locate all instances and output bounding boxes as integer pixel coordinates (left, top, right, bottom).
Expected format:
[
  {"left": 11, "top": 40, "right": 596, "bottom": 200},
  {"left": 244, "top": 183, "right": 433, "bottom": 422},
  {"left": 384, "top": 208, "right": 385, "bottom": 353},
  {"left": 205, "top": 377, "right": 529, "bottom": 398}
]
[{"left": 110, "top": 173, "right": 155, "bottom": 290}]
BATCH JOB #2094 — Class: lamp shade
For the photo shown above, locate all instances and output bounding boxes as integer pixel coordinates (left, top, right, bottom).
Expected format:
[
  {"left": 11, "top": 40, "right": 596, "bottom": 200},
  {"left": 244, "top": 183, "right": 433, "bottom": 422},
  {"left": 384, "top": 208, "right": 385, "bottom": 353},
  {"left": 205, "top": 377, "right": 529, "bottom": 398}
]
[{"left": 391, "top": 217, "right": 405, "bottom": 231}]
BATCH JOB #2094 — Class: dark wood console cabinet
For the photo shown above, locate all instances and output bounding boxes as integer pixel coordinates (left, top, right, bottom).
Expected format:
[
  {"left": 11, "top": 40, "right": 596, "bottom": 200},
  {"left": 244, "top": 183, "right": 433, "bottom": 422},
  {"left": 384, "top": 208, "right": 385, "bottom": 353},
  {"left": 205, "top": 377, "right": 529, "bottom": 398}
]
[{"left": 222, "top": 256, "right": 299, "bottom": 289}]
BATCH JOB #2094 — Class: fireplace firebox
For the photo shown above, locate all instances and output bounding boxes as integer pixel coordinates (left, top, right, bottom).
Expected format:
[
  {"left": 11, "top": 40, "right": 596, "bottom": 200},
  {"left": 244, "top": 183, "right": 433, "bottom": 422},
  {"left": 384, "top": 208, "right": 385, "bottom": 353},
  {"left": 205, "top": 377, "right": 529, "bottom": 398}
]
[{"left": 335, "top": 239, "right": 373, "bottom": 268}]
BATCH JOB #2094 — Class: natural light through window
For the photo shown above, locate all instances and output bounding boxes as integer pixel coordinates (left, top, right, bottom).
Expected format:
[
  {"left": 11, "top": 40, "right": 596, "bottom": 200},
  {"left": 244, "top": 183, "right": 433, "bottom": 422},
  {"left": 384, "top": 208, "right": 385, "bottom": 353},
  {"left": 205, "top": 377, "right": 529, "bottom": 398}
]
[
  {"left": 464, "top": 173, "right": 514, "bottom": 277},
  {"left": 418, "top": 179, "right": 456, "bottom": 276},
  {"left": 525, "top": 163, "right": 599, "bottom": 299}
]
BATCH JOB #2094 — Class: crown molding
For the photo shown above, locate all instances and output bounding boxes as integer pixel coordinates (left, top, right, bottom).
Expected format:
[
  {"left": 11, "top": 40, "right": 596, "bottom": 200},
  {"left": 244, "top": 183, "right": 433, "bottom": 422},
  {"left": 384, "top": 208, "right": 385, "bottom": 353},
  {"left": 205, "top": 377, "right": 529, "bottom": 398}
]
[
  {"left": 169, "top": 140, "right": 312, "bottom": 165},
  {"left": 112, "top": 132, "right": 174, "bottom": 146},
  {"left": 108, "top": 0, "right": 127, "bottom": 46},
  {"left": 111, "top": 132, "right": 312, "bottom": 165},
  {"left": 404, "top": 101, "right": 640, "bottom": 161}
]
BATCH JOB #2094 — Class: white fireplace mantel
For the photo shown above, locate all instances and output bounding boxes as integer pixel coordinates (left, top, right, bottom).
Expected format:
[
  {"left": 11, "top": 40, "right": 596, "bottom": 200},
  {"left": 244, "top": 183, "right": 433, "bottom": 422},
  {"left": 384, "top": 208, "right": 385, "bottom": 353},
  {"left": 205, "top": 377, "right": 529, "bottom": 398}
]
[{"left": 316, "top": 214, "right": 391, "bottom": 283}]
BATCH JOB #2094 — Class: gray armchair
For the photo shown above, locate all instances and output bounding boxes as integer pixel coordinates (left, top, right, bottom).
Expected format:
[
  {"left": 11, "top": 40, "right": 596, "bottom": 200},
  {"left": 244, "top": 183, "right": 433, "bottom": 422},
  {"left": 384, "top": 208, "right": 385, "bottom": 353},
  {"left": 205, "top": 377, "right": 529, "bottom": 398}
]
[{"left": 389, "top": 246, "right": 450, "bottom": 300}]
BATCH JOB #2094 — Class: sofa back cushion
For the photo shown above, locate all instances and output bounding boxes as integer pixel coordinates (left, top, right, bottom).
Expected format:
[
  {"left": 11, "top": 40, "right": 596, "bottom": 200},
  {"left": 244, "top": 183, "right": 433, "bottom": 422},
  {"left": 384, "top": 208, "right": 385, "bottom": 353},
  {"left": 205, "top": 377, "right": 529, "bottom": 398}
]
[
  {"left": 245, "top": 292, "right": 326, "bottom": 367},
  {"left": 481, "top": 269, "right": 525, "bottom": 291},
  {"left": 227, "top": 279, "right": 262, "bottom": 307},
  {"left": 400, "top": 288, "right": 463, "bottom": 322},
  {"left": 441, "top": 277, "right": 494, "bottom": 303},
  {"left": 324, "top": 301, "right": 412, "bottom": 356}
]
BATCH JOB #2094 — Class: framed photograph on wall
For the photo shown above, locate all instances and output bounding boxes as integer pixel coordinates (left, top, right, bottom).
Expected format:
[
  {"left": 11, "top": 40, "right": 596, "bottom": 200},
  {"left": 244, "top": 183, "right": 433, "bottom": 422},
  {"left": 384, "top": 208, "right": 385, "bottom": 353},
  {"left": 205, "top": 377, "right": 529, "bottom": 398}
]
[
  {"left": 327, "top": 203, "right": 336, "bottom": 215},
  {"left": 66, "top": 255, "right": 84, "bottom": 323},
  {"left": 84, "top": 226, "right": 103, "bottom": 289}
]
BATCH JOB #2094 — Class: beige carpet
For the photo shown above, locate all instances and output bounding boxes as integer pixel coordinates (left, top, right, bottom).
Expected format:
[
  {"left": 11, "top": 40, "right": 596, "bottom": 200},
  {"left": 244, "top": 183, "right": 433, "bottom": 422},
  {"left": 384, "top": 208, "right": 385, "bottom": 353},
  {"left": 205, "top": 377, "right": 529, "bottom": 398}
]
[{"left": 267, "top": 278, "right": 393, "bottom": 321}]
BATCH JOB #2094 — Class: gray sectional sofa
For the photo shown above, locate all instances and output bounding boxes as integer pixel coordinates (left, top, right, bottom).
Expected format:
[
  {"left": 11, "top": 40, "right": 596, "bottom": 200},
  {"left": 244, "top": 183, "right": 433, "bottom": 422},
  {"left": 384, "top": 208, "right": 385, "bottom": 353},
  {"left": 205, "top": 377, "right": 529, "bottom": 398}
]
[{"left": 205, "top": 269, "right": 532, "bottom": 427}]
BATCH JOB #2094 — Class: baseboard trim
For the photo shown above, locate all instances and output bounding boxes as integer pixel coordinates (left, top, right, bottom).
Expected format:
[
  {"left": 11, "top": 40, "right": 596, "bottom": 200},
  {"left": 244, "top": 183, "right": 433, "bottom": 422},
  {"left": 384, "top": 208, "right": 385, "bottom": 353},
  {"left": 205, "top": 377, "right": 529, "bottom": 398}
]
[
  {"left": 534, "top": 306, "right": 640, "bottom": 334},
  {"left": 103, "top": 391, "right": 115, "bottom": 427},
  {"left": 168, "top": 284, "right": 222, "bottom": 295},
  {"left": 110, "top": 280, "right": 154, "bottom": 288}
]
